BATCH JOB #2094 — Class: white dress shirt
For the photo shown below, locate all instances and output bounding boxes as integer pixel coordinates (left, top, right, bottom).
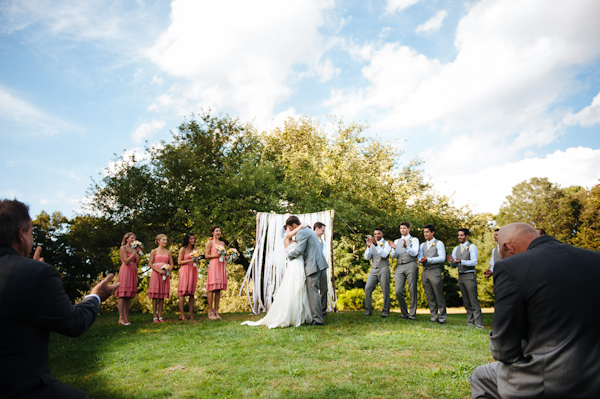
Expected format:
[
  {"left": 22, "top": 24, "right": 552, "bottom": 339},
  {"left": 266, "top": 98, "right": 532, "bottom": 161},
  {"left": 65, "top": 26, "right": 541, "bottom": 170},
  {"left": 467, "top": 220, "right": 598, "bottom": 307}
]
[
  {"left": 364, "top": 238, "right": 391, "bottom": 260},
  {"left": 418, "top": 239, "right": 446, "bottom": 264},
  {"left": 391, "top": 235, "right": 419, "bottom": 258},
  {"left": 490, "top": 244, "right": 500, "bottom": 272},
  {"left": 451, "top": 241, "right": 478, "bottom": 272}
]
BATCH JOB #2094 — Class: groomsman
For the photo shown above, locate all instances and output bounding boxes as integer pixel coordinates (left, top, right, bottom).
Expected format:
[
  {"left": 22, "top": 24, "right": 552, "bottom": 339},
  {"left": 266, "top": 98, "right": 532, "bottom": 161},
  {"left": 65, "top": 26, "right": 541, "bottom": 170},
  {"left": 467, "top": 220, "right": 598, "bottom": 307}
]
[
  {"left": 313, "top": 222, "right": 328, "bottom": 315},
  {"left": 484, "top": 228, "right": 501, "bottom": 278},
  {"left": 418, "top": 224, "right": 447, "bottom": 324},
  {"left": 447, "top": 228, "right": 483, "bottom": 328},
  {"left": 389, "top": 222, "right": 419, "bottom": 320},
  {"left": 314, "top": 222, "right": 326, "bottom": 254},
  {"left": 364, "top": 229, "right": 391, "bottom": 317}
]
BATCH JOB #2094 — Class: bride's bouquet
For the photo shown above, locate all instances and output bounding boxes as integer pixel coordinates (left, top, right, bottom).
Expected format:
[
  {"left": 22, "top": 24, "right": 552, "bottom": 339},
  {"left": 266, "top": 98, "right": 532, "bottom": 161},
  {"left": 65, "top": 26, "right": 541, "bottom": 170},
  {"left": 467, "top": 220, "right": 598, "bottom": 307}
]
[
  {"left": 225, "top": 248, "right": 239, "bottom": 263},
  {"left": 160, "top": 265, "right": 171, "bottom": 281},
  {"left": 215, "top": 245, "right": 226, "bottom": 262},
  {"left": 131, "top": 240, "right": 144, "bottom": 255}
]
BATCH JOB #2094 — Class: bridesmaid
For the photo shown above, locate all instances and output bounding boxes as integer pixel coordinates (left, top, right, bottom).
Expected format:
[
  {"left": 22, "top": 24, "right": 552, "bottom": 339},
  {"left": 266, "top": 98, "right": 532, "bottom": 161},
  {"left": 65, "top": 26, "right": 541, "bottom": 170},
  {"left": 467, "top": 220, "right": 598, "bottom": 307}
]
[
  {"left": 115, "top": 232, "right": 141, "bottom": 326},
  {"left": 177, "top": 232, "right": 198, "bottom": 320},
  {"left": 148, "top": 234, "right": 174, "bottom": 323},
  {"left": 205, "top": 225, "right": 228, "bottom": 320}
]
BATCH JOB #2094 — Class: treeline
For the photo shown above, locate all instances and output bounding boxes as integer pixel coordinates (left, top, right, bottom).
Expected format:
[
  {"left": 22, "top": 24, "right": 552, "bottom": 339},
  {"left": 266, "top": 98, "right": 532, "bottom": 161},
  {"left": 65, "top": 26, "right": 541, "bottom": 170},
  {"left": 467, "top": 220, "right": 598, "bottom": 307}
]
[{"left": 30, "top": 112, "right": 600, "bottom": 312}]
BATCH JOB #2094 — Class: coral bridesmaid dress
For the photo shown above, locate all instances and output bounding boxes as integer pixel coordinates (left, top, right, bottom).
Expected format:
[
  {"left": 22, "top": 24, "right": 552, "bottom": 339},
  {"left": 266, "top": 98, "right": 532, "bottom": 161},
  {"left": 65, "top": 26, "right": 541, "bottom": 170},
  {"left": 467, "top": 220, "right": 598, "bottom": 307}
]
[
  {"left": 206, "top": 245, "right": 227, "bottom": 292},
  {"left": 177, "top": 253, "right": 198, "bottom": 296},
  {"left": 115, "top": 251, "right": 138, "bottom": 298},
  {"left": 148, "top": 254, "right": 170, "bottom": 299}
]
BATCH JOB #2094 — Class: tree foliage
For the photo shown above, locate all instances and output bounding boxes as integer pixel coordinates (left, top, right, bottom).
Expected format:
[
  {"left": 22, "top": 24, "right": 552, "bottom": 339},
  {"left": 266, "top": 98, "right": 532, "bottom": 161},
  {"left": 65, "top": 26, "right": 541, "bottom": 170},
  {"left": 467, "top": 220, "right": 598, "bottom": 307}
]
[{"left": 496, "top": 177, "right": 591, "bottom": 244}]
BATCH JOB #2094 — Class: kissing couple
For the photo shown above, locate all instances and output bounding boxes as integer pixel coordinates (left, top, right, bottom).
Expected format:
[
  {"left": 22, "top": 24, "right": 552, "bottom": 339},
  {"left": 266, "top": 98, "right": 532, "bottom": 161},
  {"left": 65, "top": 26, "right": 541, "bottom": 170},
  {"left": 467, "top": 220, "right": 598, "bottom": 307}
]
[{"left": 242, "top": 216, "right": 329, "bottom": 328}]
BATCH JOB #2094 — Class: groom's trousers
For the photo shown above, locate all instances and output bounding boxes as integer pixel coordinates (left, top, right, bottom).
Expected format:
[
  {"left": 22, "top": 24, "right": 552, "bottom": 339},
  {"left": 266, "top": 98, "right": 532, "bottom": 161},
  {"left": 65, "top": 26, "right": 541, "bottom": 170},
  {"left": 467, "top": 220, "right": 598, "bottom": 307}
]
[{"left": 306, "top": 269, "right": 325, "bottom": 324}]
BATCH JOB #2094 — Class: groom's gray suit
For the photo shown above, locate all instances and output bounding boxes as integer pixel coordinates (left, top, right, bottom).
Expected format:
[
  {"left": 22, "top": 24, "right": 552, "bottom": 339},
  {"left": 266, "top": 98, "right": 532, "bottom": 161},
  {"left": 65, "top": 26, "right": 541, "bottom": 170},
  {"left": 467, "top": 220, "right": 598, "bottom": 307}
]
[{"left": 287, "top": 227, "right": 329, "bottom": 325}]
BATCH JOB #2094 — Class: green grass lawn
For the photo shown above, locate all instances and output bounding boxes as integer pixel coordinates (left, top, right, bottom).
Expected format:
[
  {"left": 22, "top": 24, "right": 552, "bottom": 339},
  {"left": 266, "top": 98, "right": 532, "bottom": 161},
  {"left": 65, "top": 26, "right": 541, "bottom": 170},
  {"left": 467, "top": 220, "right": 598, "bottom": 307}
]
[{"left": 50, "top": 311, "right": 494, "bottom": 398}]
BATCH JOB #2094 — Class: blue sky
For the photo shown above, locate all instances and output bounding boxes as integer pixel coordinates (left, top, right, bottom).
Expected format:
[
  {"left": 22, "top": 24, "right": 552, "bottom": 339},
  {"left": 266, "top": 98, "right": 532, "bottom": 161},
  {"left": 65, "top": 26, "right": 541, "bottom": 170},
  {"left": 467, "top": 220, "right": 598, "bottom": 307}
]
[{"left": 1, "top": 0, "right": 599, "bottom": 219}]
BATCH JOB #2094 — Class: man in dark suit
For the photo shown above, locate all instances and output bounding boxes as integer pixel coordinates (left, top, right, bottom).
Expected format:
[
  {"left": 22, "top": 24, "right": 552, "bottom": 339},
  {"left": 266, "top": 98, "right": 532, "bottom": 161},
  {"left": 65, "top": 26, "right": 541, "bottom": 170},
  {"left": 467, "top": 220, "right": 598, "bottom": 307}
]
[
  {"left": 470, "top": 223, "right": 600, "bottom": 398},
  {"left": 0, "top": 199, "right": 118, "bottom": 399},
  {"left": 286, "top": 216, "right": 329, "bottom": 325}
]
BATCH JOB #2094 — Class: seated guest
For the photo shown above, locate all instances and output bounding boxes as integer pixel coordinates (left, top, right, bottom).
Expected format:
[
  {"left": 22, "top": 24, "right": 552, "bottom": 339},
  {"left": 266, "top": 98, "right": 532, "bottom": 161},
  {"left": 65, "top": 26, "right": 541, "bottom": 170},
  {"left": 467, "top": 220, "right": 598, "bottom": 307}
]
[
  {"left": 470, "top": 223, "right": 600, "bottom": 398},
  {"left": 0, "top": 199, "right": 119, "bottom": 399}
]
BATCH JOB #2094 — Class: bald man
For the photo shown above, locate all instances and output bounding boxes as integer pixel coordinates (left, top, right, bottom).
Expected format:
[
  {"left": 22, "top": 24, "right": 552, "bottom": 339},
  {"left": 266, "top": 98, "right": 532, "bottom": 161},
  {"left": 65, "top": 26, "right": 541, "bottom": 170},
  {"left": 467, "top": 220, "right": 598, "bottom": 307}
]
[{"left": 470, "top": 223, "right": 600, "bottom": 398}]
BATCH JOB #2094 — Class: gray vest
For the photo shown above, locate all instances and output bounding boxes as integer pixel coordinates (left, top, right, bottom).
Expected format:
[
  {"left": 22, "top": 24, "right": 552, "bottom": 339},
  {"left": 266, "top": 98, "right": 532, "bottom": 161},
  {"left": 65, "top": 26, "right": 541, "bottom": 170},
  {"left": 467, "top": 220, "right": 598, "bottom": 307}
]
[
  {"left": 395, "top": 237, "right": 417, "bottom": 264},
  {"left": 457, "top": 243, "right": 475, "bottom": 274},
  {"left": 371, "top": 241, "right": 389, "bottom": 269},
  {"left": 423, "top": 240, "right": 441, "bottom": 269}
]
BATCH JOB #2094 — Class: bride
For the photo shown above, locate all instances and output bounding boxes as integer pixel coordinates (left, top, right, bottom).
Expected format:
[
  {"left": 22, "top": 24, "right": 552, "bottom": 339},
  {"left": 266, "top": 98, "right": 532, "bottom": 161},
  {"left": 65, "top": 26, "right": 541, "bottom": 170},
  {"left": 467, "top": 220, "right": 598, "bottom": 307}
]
[{"left": 241, "top": 223, "right": 312, "bottom": 328}]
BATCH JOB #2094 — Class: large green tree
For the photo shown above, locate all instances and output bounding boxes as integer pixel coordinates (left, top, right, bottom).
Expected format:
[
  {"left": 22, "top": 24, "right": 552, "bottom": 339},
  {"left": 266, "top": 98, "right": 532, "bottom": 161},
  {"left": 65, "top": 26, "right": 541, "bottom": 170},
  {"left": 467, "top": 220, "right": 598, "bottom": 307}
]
[
  {"left": 496, "top": 177, "right": 585, "bottom": 243},
  {"left": 574, "top": 181, "right": 600, "bottom": 250}
]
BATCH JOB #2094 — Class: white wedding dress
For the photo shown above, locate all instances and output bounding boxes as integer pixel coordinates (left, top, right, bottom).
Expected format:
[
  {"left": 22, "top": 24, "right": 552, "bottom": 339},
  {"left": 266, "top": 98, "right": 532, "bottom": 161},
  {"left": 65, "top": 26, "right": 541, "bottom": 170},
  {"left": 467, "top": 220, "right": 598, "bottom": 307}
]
[{"left": 241, "top": 242, "right": 312, "bottom": 328}]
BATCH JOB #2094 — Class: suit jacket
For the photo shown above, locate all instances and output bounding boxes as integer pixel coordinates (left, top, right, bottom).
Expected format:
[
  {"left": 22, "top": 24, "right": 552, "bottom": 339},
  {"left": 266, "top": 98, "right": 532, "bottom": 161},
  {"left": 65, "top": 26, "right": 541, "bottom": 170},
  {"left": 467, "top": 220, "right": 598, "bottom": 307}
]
[
  {"left": 287, "top": 227, "right": 328, "bottom": 277},
  {"left": 0, "top": 246, "right": 100, "bottom": 398},
  {"left": 491, "top": 236, "right": 600, "bottom": 398}
]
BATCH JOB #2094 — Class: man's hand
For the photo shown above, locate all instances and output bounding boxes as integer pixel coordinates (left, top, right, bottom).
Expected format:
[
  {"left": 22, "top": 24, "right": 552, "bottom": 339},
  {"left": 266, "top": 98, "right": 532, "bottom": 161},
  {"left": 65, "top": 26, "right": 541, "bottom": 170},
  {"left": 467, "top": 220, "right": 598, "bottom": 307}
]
[
  {"left": 90, "top": 274, "right": 120, "bottom": 302},
  {"left": 33, "top": 246, "right": 45, "bottom": 263},
  {"left": 484, "top": 269, "right": 493, "bottom": 278},
  {"left": 388, "top": 240, "right": 396, "bottom": 249},
  {"left": 366, "top": 237, "right": 373, "bottom": 247},
  {"left": 419, "top": 256, "right": 427, "bottom": 264},
  {"left": 446, "top": 255, "right": 460, "bottom": 264},
  {"left": 402, "top": 239, "right": 407, "bottom": 248}
]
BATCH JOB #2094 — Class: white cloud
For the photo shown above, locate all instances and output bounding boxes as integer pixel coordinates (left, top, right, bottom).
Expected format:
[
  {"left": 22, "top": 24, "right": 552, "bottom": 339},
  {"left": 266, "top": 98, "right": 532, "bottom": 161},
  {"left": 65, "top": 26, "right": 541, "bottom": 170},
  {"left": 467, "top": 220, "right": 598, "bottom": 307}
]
[
  {"left": 385, "top": 0, "right": 422, "bottom": 14},
  {"left": 152, "top": 75, "right": 164, "bottom": 85},
  {"left": 415, "top": 10, "right": 448, "bottom": 34},
  {"left": 327, "top": 0, "right": 600, "bottom": 168},
  {"left": 0, "top": 87, "right": 78, "bottom": 136},
  {"left": 132, "top": 120, "right": 166, "bottom": 143},
  {"left": 432, "top": 146, "right": 600, "bottom": 214},
  {"left": 0, "top": 1, "right": 124, "bottom": 41},
  {"left": 563, "top": 91, "right": 600, "bottom": 127},
  {"left": 104, "top": 147, "right": 152, "bottom": 176},
  {"left": 144, "top": 0, "right": 335, "bottom": 124}
]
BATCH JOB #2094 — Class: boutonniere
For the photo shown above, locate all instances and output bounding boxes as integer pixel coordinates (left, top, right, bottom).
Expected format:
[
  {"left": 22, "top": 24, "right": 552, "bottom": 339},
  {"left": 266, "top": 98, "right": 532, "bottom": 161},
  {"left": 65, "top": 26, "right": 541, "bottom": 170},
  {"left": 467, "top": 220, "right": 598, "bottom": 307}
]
[
  {"left": 379, "top": 242, "right": 384, "bottom": 247},
  {"left": 465, "top": 245, "right": 469, "bottom": 251}
]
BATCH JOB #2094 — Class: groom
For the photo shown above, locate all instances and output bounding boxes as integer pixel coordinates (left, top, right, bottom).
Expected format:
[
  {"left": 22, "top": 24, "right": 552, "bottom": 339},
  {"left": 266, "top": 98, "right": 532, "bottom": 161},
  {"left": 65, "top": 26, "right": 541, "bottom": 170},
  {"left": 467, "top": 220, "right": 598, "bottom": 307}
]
[{"left": 286, "top": 216, "right": 329, "bottom": 325}]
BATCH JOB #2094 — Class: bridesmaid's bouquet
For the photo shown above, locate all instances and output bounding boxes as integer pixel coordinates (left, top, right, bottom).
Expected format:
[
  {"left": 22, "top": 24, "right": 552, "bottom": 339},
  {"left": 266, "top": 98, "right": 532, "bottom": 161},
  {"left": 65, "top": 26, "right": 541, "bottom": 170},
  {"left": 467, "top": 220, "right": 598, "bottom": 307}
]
[
  {"left": 160, "top": 265, "right": 171, "bottom": 281},
  {"left": 131, "top": 240, "right": 144, "bottom": 255},
  {"left": 215, "top": 245, "right": 226, "bottom": 262},
  {"left": 225, "top": 248, "right": 239, "bottom": 263},
  {"left": 190, "top": 249, "right": 203, "bottom": 265}
]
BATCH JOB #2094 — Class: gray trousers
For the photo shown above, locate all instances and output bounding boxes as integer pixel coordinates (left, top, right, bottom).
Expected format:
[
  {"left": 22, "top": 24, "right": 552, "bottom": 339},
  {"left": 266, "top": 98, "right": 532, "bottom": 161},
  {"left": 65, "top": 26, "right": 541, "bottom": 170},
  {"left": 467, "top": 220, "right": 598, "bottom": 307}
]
[
  {"left": 365, "top": 266, "right": 390, "bottom": 313},
  {"left": 319, "top": 269, "right": 328, "bottom": 314},
  {"left": 470, "top": 362, "right": 501, "bottom": 399},
  {"left": 458, "top": 272, "right": 483, "bottom": 327},
  {"left": 422, "top": 267, "right": 447, "bottom": 322},
  {"left": 306, "top": 269, "right": 325, "bottom": 324},
  {"left": 394, "top": 261, "right": 418, "bottom": 318}
]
